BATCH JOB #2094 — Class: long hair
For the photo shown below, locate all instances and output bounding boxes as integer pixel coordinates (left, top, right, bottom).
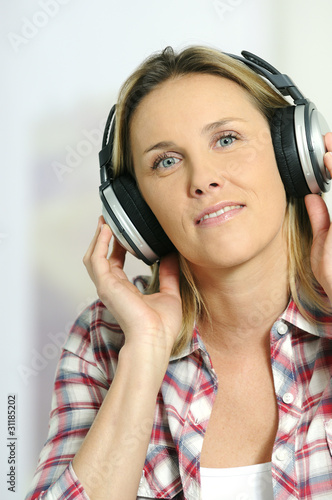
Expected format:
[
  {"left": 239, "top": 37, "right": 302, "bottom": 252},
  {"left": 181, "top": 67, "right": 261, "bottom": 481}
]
[{"left": 112, "top": 45, "right": 330, "bottom": 355}]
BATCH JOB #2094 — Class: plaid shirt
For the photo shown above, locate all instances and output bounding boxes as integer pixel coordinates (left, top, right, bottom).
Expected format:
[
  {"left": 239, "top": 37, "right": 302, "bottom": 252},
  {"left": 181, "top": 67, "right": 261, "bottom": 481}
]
[{"left": 26, "top": 277, "right": 332, "bottom": 499}]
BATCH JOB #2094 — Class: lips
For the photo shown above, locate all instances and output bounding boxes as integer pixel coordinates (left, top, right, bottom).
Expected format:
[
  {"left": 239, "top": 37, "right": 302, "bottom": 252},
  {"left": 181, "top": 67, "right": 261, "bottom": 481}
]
[{"left": 195, "top": 202, "right": 245, "bottom": 225}]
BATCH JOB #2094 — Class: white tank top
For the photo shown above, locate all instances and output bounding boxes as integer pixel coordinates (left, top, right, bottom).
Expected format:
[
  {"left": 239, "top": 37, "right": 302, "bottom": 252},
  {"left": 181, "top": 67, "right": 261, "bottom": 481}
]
[{"left": 200, "top": 462, "right": 274, "bottom": 500}]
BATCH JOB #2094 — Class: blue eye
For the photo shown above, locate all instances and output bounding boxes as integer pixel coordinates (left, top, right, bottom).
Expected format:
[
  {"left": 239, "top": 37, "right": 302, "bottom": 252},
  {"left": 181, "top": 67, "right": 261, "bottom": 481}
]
[
  {"left": 153, "top": 154, "right": 180, "bottom": 170},
  {"left": 161, "top": 157, "right": 178, "bottom": 168},
  {"left": 217, "top": 135, "right": 236, "bottom": 147}
]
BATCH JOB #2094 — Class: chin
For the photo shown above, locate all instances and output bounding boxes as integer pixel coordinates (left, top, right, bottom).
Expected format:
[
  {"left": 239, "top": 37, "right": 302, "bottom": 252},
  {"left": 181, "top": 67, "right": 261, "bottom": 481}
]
[{"left": 186, "top": 235, "right": 277, "bottom": 272}]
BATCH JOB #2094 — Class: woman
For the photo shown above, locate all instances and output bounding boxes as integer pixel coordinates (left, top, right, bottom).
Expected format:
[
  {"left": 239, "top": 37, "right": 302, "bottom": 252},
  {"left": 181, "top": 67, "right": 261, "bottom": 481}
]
[{"left": 27, "top": 46, "right": 332, "bottom": 499}]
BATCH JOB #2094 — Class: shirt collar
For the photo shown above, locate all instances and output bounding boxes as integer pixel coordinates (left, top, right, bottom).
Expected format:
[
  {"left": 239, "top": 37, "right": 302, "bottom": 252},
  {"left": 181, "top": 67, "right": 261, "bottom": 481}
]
[
  {"left": 280, "top": 298, "right": 315, "bottom": 335},
  {"left": 279, "top": 295, "right": 332, "bottom": 339},
  {"left": 171, "top": 294, "right": 332, "bottom": 361},
  {"left": 170, "top": 324, "right": 207, "bottom": 361}
]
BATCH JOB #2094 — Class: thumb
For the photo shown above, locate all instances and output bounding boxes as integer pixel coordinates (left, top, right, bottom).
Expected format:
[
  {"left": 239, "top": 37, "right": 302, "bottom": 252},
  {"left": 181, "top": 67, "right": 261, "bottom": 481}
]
[
  {"left": 158, "top": 253, "right": 181, "bottom": 297},
  {"left": 304, "top": 194, "right": 330, "bottom": 239}
]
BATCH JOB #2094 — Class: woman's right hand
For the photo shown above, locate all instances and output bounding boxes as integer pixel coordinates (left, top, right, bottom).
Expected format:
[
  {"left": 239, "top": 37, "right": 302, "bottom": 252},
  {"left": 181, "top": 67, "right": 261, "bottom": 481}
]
[
  {"left": 72, "top": 221, "right": 183, "bottom": 499},
  {"left": 83, "top": 217, "right": 183, "bottom": 361}
]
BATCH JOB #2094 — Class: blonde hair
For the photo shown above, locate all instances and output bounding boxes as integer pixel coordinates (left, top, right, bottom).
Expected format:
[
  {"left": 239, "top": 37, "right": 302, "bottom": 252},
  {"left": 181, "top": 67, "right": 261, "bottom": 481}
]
[{"left": 111, "top": 45, "right": 330, "bottom": 355}]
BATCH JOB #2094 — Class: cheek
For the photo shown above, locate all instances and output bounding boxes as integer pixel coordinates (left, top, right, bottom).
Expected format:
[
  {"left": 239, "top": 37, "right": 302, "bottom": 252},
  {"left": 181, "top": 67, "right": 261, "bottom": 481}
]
[
  {"left": 241, "top": 137, "right": 285, "bottom": 195},
  {"left": 257, "top": 164, "right": 287, "bottom": 224},
  {"left": 254, "top": 163, "right": 287, "bottom": 236},
  {"left": 152, "top": 195, "right": 181, "bottom": 236},
  {"left": 137, "top": 178, "right": 179, "bottom": 236},
  {"left": 235, "top": 142, "right": 287, "bottom": 229}
]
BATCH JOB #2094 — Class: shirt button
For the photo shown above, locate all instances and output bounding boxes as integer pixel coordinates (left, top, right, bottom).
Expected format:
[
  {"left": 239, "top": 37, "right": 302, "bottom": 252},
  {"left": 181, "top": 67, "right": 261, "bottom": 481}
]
[
  {"left": 276, "top": 448, "right": 287, "bottom": 461},
  {"left": 276, "top": 321, "right": 288, "bottom": 335},
  {"left": 283, "top": 392, "right": 294, "bottom": 404}
]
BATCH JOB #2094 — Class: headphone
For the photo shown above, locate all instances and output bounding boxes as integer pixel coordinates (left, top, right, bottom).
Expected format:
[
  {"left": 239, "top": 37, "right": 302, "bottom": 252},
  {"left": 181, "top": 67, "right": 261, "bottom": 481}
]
[{"left": 99, "top": 50, "right": 330, "bottom": 265}]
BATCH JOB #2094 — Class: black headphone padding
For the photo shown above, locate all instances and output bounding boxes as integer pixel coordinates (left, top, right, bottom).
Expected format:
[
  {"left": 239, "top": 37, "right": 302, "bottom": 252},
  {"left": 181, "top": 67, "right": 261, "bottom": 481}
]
[
  {"left": 112, "top": 175, "right": 176, "bottom": 257},
  {"left": 271, "top": 107, "right": 311, "bottom": 198}
]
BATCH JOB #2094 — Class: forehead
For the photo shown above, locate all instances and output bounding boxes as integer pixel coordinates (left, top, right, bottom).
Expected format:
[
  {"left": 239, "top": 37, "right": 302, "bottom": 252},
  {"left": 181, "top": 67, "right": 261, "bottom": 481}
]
[{"left": 129, "top": 73, "right": 264, "bottom": 147}]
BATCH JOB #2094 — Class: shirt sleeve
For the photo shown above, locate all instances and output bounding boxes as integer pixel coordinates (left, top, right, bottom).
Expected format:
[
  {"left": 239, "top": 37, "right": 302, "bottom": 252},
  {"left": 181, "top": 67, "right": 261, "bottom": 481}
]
[
  {"left": 27, "top": 463, "right": 90, "bottom": 500},
  {"left": 25, "top": 305, "right": 112, "bottom": 499}
]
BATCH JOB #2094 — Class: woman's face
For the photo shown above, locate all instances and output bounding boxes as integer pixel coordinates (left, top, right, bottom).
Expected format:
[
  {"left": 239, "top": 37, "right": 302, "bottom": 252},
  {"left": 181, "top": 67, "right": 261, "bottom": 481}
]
[{"left": 130, "top": 73, "right": 287, "bottom": 271}]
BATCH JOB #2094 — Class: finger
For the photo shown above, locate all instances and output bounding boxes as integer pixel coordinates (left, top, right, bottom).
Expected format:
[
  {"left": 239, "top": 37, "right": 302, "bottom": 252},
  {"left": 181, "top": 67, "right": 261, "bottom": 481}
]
[
  {"left": 84, "top": 216, "right": 105, "bottom": 261},
  {"left": 324, "top": 132, "right": 332, "bottom": 152},
  {"left": 305, "top": 194, "right": 330, "bottom": 240},
  {"left": 324, "top": 132, "right": 332, "bottom": 178},
  {"left": 324, "top": 151, "right": 332, "bottom": 178},
  {"left": 109, "top": 237, "right": 127, "bottom": 272},
  {"left": 91, "top": 224, "right": 113, "bottom": 263},
  {"left": 91, "top": 224, "right": 131, "bottom": 285},
  {"left": 158, "top": 253, "right": 181, "bottom": 298},
  {"left": 83, "top": 217, "right": 107, "bottom": 279},
  {"left": 90, "top": 223, "right": 114, "bottom": 280}
]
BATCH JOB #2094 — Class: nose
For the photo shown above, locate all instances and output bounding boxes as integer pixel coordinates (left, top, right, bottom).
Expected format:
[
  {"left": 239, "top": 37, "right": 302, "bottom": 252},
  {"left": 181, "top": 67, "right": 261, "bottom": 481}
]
[
  {"left": 191, "top": 182, "right": 221, "bottom": 197},
  {"left": 189, "top": 164, "right": 224, "bottom": 198}
]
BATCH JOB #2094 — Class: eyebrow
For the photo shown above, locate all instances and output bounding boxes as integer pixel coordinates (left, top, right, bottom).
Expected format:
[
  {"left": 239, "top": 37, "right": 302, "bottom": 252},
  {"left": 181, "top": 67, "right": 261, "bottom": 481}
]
[
  {"left": 143, "top": 118, "right": 246, "bottom": 154},
  {"left": 201, "top": 118, "right": 246, "bottom": 134},
  {"left": 144, "top": 141, "right": 177, "bottom": 154}
]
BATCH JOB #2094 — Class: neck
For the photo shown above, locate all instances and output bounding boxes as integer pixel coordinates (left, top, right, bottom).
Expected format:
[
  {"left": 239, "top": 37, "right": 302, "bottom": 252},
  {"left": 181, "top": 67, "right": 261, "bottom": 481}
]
[{"left": 191, "top": 239, "right": 289, "bottom": 355}]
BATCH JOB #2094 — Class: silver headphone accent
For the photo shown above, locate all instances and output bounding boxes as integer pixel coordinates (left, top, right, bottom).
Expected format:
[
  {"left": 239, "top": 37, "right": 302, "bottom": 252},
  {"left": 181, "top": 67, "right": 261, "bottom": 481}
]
[
  {"left": 101, "top": 184, "right": 159, "bottom": 264},
  {"left": 294, "top": 104, "right": 330, "bottom": 194}
]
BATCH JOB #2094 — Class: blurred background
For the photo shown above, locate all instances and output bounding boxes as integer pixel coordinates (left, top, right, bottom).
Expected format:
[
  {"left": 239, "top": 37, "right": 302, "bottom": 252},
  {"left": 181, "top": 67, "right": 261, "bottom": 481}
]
[{"left": 1, "top": 0, "right": 332, "bottom": 497}]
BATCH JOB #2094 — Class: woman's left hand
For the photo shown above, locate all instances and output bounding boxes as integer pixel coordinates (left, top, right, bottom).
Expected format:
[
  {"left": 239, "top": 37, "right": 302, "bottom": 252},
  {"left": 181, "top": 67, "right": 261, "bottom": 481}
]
[{"left": 305, "top": 132, "right": 332, "bottom": 299}]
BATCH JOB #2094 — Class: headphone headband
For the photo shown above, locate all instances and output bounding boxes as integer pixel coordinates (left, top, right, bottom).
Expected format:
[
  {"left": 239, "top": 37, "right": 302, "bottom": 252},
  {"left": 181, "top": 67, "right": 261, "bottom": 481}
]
[
  {"left": 99, "top": 104, "right": 116, "bottom": 183},
  {"left": 227, "top": 51, "right": 306, "bottom": 103}
]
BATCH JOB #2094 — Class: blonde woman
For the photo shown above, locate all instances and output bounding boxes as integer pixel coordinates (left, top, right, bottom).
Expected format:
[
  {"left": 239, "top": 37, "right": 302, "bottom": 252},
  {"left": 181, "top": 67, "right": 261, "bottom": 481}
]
[{"left": 27, "top": 46, "right": 332, "bottom": 499}]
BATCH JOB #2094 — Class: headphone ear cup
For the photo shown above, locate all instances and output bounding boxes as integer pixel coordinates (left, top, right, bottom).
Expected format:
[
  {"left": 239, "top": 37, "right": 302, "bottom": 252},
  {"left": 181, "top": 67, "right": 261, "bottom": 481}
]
[
  {"left": 112, "top": 175, "right": 175, "bottom": 257},
  {"left": 271, "top": 107, "right": 311, "bottom": 198}
]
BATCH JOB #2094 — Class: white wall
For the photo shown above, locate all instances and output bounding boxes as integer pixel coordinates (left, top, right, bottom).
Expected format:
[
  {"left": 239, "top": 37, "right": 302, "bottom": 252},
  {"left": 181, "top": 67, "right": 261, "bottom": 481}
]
[{"left": 1, "top": 0, "right": 332, "bottom": 497}]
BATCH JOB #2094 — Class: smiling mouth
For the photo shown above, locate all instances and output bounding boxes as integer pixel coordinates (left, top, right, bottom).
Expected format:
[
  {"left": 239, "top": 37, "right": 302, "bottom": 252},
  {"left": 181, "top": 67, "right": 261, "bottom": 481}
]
[{"left": 196, "top": 204, "right": 244, "bottom": 225}]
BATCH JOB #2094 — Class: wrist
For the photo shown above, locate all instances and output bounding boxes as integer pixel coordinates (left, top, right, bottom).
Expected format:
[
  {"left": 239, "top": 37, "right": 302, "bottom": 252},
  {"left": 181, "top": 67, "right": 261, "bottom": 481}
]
[{"left": 118, "top": 341, "right": 171, "bottom": 391}]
